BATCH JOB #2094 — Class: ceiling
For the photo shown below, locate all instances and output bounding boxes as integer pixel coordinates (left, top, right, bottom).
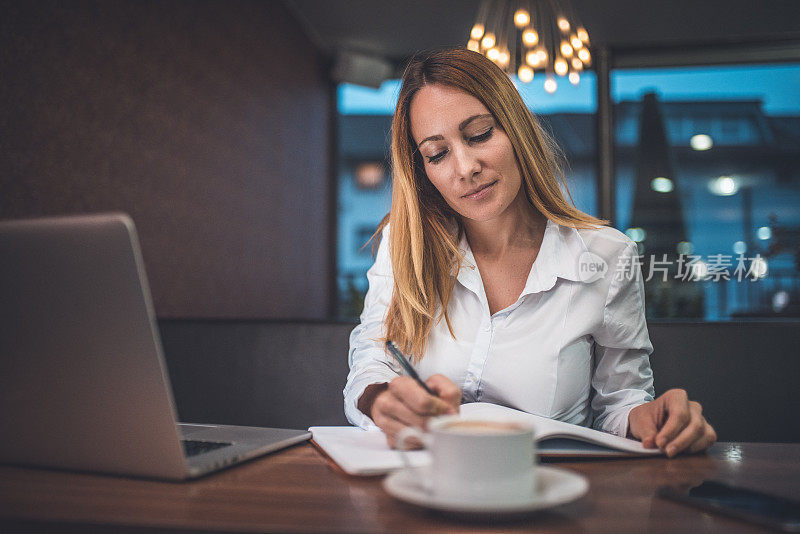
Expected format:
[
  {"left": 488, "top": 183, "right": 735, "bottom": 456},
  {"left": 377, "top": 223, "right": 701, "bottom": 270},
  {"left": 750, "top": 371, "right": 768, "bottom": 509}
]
[{"left": 284, "top": 0, "right": 800, "bottom": 68}]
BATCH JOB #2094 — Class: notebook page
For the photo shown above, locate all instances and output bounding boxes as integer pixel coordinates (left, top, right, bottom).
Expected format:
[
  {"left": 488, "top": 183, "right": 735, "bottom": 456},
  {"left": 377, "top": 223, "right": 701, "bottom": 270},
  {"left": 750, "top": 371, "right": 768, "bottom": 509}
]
[
  {"left": 460, "top": 402, "right": 661, "bottom": 455},
  {"left": 309, "top": 426, "right": 431, "bottom": 476}
]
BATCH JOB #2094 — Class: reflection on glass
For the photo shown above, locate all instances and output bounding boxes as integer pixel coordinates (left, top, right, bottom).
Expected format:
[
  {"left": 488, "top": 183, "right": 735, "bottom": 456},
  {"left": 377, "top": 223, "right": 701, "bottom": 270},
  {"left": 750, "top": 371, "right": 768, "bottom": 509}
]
[{"left": 613, "top": 64, "right": 800, "bottom": 319}]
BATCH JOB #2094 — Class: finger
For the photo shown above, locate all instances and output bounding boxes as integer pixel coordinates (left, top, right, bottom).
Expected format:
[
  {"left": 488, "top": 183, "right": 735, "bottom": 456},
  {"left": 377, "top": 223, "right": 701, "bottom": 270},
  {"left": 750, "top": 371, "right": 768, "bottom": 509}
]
[
  {"left": 664, "top": 408, "right": 706, "bottom": 457},
  {"left": 372, "top": 389, "right": 427, "bottom": 429},
  {"left": 654, "top": 393, "right": 691, "bottom": 449},
  {"left": 425, "top": 374, "right": 461, "bottom": 413},
  {"left": 629, "top": 404, "right": 660, "bottom": 447},
  {"left": 388, "top": 376, "right": 453, "bottom": 416},
  {"left": 639, "top": 423, "right": 658, "bottom": 449},
  {"left": 374, "top": 412, "right": 418, "bottom": 449},
  {"left": 688, "top": 422, "right": 718, "bottom": 454},
  {"left": 381, "top": 393, "right": 428, "bottom": 429},
  {"left": 373, "top": 405, "right": 424, "bottom": 449}
]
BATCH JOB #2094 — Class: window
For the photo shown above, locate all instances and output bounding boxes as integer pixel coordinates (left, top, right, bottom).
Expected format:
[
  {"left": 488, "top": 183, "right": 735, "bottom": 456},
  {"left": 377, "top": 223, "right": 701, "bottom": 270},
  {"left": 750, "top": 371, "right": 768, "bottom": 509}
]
[
  {"left": 335, "top": 75, "right": 599, "bottom": 320},
  {"left": 612, "top": 64, "right": 800, "bottom": 319},
  {"left": 336, "top": 83, "right": 395, "bottom": 318},
  {"left": 335, "top": 55, "right": 800, "bottom": 323}
]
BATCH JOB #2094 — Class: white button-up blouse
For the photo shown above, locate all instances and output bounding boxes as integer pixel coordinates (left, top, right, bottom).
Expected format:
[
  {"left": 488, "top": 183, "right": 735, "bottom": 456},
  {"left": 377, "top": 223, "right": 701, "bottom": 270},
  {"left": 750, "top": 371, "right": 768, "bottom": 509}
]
[{"left": 344, "top": 218, "right": 655, "bottom": 438}]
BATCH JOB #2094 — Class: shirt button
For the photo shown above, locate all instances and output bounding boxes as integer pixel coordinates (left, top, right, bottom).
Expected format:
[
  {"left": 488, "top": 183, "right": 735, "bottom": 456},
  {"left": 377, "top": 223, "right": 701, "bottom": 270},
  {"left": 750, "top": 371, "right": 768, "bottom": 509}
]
[{"left": 482, "top": 323, "right": 490, "bottom": 332}]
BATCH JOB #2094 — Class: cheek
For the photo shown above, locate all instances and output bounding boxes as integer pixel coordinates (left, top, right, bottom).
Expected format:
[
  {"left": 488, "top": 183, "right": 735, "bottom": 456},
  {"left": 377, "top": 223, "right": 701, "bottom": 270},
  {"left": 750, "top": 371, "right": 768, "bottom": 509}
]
[
  {"left": 482, "top": 131, "right": 516, "bottom": 169},
  {"left": 495, "top": 148, "right": 523, "bottom": 189},
  {"left": 424, "top": 168, "right": 454, "bottom": 198},
  {"left": 495, "top": 142, "right": 518, "bottom": 172}
]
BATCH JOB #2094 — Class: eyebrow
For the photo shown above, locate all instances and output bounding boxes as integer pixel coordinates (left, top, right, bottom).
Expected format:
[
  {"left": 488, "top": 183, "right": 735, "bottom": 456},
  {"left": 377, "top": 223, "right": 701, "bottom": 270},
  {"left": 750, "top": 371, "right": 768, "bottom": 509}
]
[{"left": 416, "top": 113, "right": 494, "bottom": 149}]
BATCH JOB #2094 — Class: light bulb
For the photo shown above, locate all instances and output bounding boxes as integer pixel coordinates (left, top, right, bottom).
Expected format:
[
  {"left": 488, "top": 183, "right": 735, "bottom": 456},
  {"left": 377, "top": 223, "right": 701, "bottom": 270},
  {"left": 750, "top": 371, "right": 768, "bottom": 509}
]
[
  {"left": 525, "top": 50, "right": 541, "bottom": 67},
  {"left": 772, "top": 290, "right": 788, "bottom": 312},
  {"left": 554, "top": 58, "right": 568, "bottom": 76},
  {"left": 471, "top": 24, "right": 485, "bottom": 40},
  {"left": 481, "top": 32, "right": 496, "bottom": 49},
  {"left": 709, "top": 176, "right": 738, "bottom": 196},
  {"left": 625, "top": 227, "right": 646, "bottom": 242},
  {"left": 557, "top": 17, "right": 570, "bottom": 31},
  {"left": 522, "top": 28, "right": 538, "bottom": 46},
  {"left": 560, "top": 41, "right": 573, "bottom": 57},
  {"left": 690, "top": 134, "right": 713, "bottom": 151},
  {"left": 570, "top": 34, "right": 582, "bottom": 49},
  {"left": 577, "top": 27, "right": 589, "bottom": 43},
  {"left": 536, "top": 48, "right": 547, "bottom": 62},
  {"left": 571, "top": 57, "right": 583, "bottom": 70},
  {"left": 498, "top": 49, "right": 510, "bottom": 66},
  {"left": 651, "top": 177, "right": 674, "bottom": 193},
  {"left": 544, "top": 77, "right": 557, "bottom": 93},
  {"left": 569, "top": 71, "right": 580, "bottom": 85},
  {"left": 487, "top": 47, "right": 500, "bottom": 61},
  {"left": 677, "top": 241, "right": 693, "bottom": 255},
  {"left": 518, "top": 65, "right": 534, "bottom": 83},
  {"left": 578, "top": 48, "right": 590, "bottom": 63},
  {"left": 751, "top": 257, "right": 768, "bottom": 279},
  {"left": 467, "top": 39, "right": 480, "bottom": 52},
  {"left": 691, "top": 260, "right": 708, "bottom": 281},
  {"left": 514, "top": 9, "right": 530, "bottom": 28}
]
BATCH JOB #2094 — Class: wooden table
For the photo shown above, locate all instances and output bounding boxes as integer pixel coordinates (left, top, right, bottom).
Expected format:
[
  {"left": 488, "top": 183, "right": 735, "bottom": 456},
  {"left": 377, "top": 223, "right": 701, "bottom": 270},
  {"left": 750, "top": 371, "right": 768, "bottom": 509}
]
[{"left": 1, "top": 442, "right": 798, "bottom": 533}]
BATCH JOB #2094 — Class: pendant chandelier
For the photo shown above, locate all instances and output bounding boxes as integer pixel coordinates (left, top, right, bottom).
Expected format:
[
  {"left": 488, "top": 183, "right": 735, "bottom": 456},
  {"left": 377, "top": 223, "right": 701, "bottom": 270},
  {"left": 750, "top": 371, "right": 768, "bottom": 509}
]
[{"left": 467, "top": 0, "right": 592, "bottom": 93}]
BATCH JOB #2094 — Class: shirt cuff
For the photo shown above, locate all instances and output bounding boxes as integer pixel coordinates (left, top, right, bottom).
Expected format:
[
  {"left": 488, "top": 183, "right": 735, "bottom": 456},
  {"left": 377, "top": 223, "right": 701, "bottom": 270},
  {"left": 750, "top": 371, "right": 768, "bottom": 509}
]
[
  {"left": 343, "top": 372, "right": 397, "bottom": 430},
  {"left": 601, "top": 403, "right": 644, "bottom": 438}
]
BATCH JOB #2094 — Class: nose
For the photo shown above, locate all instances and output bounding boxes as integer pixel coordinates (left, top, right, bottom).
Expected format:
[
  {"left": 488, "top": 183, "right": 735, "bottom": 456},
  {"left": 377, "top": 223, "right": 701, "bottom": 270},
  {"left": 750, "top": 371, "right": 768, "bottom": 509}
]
[{"left": 451, "top": 143, "right": 481, "bottom": 181}]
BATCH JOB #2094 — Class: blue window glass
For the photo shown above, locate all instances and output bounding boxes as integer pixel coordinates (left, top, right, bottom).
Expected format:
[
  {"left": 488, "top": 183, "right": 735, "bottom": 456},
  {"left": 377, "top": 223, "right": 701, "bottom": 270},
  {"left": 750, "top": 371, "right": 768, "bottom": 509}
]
[{"left": 612, "top": 64, "right": 800, "bottom": 319}]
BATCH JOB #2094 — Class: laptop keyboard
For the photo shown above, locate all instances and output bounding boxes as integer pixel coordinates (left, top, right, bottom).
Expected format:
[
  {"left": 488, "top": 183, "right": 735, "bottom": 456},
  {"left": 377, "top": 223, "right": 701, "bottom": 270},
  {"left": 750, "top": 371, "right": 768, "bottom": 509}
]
[{"left": 181, "top": 439, "right": 233, "bottom": 457}]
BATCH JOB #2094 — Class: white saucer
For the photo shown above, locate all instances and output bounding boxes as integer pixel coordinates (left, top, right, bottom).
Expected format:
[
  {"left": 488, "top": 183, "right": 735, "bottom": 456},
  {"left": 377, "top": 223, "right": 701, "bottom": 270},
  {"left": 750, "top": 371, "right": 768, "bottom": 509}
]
[{"left": 382, "top": 465, "right": 589, "bottom": 514}]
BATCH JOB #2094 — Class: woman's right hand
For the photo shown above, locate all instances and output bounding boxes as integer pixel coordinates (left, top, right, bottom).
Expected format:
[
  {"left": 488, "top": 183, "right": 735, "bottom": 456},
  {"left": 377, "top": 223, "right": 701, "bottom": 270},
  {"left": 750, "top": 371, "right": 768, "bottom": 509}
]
[{"left": 358, "top": 374, "right": 461, "bottom": 448}]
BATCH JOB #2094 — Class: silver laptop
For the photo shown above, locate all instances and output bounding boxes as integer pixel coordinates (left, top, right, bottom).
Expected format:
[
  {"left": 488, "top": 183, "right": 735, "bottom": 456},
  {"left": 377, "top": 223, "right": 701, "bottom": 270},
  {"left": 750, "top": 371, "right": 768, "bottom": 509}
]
[{"left": 0, "top": 212, "right": 311, "bottom": 480}]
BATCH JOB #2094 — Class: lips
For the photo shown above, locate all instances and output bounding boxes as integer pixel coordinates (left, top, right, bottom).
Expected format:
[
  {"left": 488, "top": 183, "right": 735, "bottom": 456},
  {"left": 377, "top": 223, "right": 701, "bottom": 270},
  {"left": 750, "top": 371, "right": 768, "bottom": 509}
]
[{"left": 462, "top": 180, "right": 498, "bottom": 198}]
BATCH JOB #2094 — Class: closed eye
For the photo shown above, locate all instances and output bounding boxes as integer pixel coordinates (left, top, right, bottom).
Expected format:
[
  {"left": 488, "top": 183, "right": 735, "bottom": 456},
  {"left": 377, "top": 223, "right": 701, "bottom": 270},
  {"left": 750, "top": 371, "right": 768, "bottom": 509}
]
[
  {"left": 469, "top": 127, "right": 493, "bottom": 143},
  {"left": 425, "top": 127, "right": 493, "bottom": 165},
  {"left": 427, "top": 150, "right": 448, "bottom": 164}
]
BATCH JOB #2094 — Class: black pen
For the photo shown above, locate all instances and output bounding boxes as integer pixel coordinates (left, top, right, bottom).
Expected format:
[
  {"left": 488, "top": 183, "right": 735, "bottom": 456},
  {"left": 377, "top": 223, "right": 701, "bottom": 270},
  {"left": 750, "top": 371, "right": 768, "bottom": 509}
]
[{"left": 385, "top": 340, "right": 436, "bottom": 396}]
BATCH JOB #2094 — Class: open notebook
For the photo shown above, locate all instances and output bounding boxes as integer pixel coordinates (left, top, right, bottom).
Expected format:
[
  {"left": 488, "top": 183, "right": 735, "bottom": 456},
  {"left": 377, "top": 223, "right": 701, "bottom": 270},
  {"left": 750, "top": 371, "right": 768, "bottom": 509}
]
[{"left": 310, "top": 402, "right": 662, "bottom": 476}]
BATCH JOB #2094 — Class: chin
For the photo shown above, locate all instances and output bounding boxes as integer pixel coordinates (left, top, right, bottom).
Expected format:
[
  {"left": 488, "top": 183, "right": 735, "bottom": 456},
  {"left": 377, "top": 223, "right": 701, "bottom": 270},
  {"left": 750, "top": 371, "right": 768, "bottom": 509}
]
[{"left": 455, "top": 202, "right": 508, "bottom": 223}]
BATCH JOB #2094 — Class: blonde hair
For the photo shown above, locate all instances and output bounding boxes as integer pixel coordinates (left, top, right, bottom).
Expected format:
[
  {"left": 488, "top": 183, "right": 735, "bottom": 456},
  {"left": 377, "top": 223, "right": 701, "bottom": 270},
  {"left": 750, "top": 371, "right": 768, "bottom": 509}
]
[{"left": 373, "top": 47, "right": 607, "bottom": 362}]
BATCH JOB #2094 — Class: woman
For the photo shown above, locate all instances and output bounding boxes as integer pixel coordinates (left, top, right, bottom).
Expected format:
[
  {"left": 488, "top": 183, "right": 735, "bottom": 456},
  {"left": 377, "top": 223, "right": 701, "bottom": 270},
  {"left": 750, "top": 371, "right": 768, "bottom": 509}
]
[{"left": 344, "top": 48, "right": 716, "bottom": 457}]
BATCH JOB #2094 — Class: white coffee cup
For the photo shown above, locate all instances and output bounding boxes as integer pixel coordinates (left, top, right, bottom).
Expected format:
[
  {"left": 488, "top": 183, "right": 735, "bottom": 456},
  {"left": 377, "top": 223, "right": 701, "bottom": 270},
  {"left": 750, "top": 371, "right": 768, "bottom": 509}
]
[{"left": 396, "top": 415, "right": 537, "bottom": 504}]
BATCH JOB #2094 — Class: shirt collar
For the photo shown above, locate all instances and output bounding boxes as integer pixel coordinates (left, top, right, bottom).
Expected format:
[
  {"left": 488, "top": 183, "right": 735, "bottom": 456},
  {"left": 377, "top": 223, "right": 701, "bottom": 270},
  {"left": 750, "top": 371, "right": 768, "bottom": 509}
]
[{"left": 456, "top": 218, "right": 590, "bottom": 297}]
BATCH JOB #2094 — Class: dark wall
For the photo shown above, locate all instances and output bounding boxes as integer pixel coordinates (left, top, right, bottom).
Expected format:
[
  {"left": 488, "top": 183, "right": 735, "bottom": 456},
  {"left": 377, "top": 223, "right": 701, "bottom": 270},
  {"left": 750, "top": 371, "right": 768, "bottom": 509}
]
[
  {"left": 287, "top": 0, "right": 800, "bottom": 66},
  {"left": 160, "top": 319, "right": 351, "bottom": 429},
  {"left": 0, "top": 0, "right": 332, "bottom": 319},
  {"left": 573, "top": 0, "right": 800, "bottom": 49},
  {"left": 160, "top": 320, "right": 800, "bottom": 442},
  {"left": 647, "top": 322, "right": 800, "bottom": 444}
]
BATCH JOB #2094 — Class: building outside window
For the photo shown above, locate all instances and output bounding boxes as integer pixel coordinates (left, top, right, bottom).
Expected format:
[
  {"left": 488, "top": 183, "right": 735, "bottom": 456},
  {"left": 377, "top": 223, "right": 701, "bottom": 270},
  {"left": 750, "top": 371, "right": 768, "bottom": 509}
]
[
  {"left": 613, "top": 64, "right": 800, "bottom": 319},
  {"left": 336, "top": 61, "right": 800, "bottom": 322}
]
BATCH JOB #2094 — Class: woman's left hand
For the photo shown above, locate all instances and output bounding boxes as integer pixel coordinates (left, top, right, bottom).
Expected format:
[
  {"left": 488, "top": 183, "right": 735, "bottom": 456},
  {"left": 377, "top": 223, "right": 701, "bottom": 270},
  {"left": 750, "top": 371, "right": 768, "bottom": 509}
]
[{"left": 627, "top": 388, "right": 717, "bottom": 457}]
